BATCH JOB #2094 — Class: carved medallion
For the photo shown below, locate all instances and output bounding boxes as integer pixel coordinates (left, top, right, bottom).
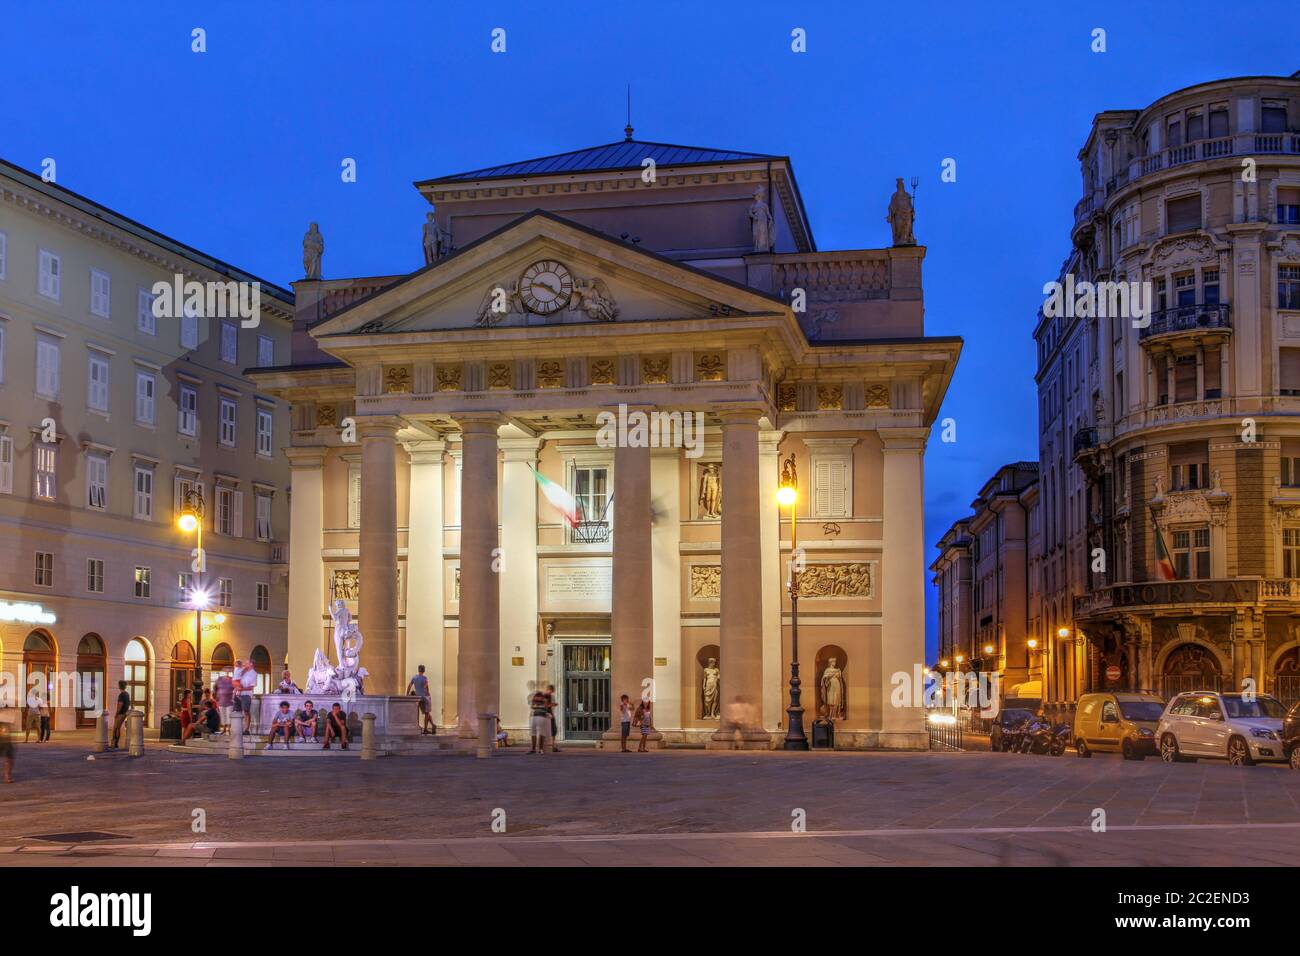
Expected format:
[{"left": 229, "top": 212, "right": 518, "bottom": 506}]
[
  {"left": 690, "top": 565, "right": 722, "bottom": 599},
  {"left": 589, "top": 358, "right": 616, "bottom": 385},
  {"left": 776, "top": 383, "right": 797, "bottom": 411},
  {"left": 865, "top": 383, "right": 890, "bottom": 409},
  {"left": 316, "top": 403, "right": 337, "bottom": 427},
  {"left": 436, "top": 365, "right": 461, "bottom": 392},
  {"left": 537, "top": 361, "right": 565, "bottom": 389},
  {"left": 695, "top": 353, "right": 725, "bottom": 382},
  {"left": 487, "top": 362, "right": 512, "bottom": 390},
  {"left": 383, "top": 365, "right": 412, "bottom": 394},
  {"left": 642, "top": 356, "right": 670, "bottom": 385},
  {"left": 817, "top": 384, "right": 844, "bottom": 410}
]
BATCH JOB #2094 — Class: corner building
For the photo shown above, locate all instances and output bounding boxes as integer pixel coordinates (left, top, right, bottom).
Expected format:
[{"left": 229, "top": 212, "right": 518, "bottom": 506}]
[
  {"left": 1046, "top": 73, "right": 1300, "bottom": 709},
  {"left": 253, "top": 137, "right": 959, "bottom": 748}
]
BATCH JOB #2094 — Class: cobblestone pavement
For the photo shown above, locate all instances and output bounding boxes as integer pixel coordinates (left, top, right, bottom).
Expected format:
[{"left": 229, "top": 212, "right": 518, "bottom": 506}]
[{"left": 2, "top": 741, "right": 1298, "bottom": 866}]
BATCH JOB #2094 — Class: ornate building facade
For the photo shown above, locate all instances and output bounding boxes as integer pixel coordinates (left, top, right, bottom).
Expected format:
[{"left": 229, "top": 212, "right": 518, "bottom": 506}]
[
  {"left": 1041, "top": 73, "right": 1300, "bottom": 711},
  {"left": 0, "top": 158, "right": 294, "bottom": 730},
  {"left": 252, "top": 137, "right": 959, "bottom": 748}
]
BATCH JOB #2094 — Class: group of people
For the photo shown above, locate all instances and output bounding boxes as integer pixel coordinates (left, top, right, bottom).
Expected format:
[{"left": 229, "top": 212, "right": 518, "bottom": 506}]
[
  {"left": 22, "top": 689, "right": 52, "bottom": 743},
  {"left": 267, "top": 699, "right": 351, "bottom": 749}
]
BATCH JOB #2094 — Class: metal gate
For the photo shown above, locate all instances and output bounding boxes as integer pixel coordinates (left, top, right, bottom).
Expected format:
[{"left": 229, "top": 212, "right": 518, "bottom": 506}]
[
  {"left": 1161, "top": 674, "right": 1221, "bottom": 699},
  {"left": 563, "top": 644, "right": 611, "bottom": 740},
  {"left": 1276, "top": 675, "right": 1300, "bottom": 708}
]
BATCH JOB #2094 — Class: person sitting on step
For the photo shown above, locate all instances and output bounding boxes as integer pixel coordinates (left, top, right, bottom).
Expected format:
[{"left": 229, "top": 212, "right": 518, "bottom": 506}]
[{"left": 268, "top": 701, "right": 295, "bottom": 750}]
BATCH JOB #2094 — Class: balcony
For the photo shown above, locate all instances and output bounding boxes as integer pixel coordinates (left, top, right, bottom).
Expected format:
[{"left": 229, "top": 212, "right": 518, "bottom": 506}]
[
  {"left": 1075, "top": 578, "right": 1300, "bottom": 618},
  {"left": 1072, "top": 426, "right": 1098, "bottom": 456},
  {"left": 1138, "top": 302, "right": 1231, "bottom": 343},
  {"left": 1105, "top": 134, "right": 1300, "bottom": 198}
]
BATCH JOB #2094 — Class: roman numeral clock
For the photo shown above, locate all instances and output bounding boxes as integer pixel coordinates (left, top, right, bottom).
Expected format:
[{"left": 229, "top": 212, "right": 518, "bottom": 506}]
[{"left": 519, "top": 259, "right": 573, "bottom": 314}]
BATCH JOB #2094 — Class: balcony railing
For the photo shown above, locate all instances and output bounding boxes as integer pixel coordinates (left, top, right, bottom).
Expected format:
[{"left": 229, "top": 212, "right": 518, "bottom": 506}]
[
  {"left": 770, "top": 252, "right": 891, "bottom": 303},
  {"left": 1100, "top": 134, "right": 1300, "bottom": 201},
  {"left": 1073, "top": 426, "right": 1099, "bottom": 456},
  {"left": 1138, "top": 302, "right": 1231, "bottom": 341}
]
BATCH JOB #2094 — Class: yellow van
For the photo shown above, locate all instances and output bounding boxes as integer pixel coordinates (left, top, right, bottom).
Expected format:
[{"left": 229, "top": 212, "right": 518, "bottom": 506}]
[{"left": 1073, "top": 692, "right": 1166, "bottom": 760}]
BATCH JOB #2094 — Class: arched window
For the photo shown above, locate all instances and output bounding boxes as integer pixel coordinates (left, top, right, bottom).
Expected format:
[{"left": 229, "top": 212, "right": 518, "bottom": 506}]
[
  {"left": 251, "top": 645, "right": 271, "bottom": 694},
  {"left": 76, "top": 634, "right": 106, "bottom": 727},
  {"left": 210, "top": 643, "right": 234, "bottom": 677},
  {"left": 124, "top": 639, "right": 151, "bottom": 722}
]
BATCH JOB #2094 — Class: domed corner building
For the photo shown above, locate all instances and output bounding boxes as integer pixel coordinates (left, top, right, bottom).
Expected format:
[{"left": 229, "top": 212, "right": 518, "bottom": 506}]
[{"left": 1038, "top": 72, "right": 1300, "bottom": 713}]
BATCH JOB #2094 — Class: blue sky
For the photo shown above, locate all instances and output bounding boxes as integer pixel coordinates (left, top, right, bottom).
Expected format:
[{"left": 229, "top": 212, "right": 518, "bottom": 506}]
[{"left": 2, "top": 1, "right": 1297, "bottom": 655}]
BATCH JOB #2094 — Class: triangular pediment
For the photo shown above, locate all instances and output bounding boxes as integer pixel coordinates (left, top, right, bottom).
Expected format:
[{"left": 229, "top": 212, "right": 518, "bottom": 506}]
[{"left": 311, "top": 211, "right": 786, "bottom": 341}]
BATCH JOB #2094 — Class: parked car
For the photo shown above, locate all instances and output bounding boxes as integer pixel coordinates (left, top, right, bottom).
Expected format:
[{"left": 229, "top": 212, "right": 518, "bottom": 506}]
[
  {"left": 990, "top": 708, "right": 1035, "bottom": 752},
  {"left": 1073, "top": 691, "right": 1165, "bottom": 760},
  {"left": 1157, "top": 692, "right": 1288, "bottom": 766},
  {"left": 1284, "top": 701, "right": 1300, "bottom": 770}
]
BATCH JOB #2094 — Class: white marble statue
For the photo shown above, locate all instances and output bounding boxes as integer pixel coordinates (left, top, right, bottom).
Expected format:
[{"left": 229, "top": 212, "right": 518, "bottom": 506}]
[
  {"left": 305, "top": 648, "right": 335, "bottom": 695},
  {"left": 303, "top": 601, "right": 370, "bottom": 698},
  {"left": 422, "top": 210, "right": 448, "bottom": 265},
  {"left": 820, "top": 657, "right": 846, "bottom": 720}
]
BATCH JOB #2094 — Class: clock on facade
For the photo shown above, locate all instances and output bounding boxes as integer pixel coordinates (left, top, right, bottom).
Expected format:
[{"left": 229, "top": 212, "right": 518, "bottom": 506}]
[{"left": 519, "top": 260, "right": 573, "bottom": 314}]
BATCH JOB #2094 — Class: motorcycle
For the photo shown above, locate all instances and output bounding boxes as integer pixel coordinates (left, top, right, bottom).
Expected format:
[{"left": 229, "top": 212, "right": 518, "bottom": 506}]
[{"left": 1017, "top": 716, "right": 1071, "bottom": 756}]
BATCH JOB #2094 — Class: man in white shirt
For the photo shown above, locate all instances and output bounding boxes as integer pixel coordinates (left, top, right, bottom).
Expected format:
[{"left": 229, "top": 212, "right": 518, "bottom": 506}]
[
  {"left": 24, "top": 689, "right": 46, "bottom": 743},
  {"left": 231, "top": 659, "right": 258, "bottom": 735}
]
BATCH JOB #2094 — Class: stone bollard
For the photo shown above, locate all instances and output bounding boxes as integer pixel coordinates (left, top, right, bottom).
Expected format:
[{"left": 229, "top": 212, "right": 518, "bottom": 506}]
[
  {"left": 228, "top": 710, "right": 245, "bottom": 759},
  {"left": 476, "top": 713, "right": 497, "bottom": 759},
  {"left": 361, "top": 713, "right": 377, "bottom": 760},
  {"left": 127, "top": 709, "right": 145, "bottom": 757},
  {"left": 93, "top": 710, "right": 109, "bottom": 753}
]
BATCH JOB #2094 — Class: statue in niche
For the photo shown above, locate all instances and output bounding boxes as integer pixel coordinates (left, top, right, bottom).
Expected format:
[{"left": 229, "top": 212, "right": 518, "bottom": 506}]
[
  {"left": 422, "top": 210, "right": 449, "bottom": 265},
  {"left": 885, "top": 178, "right": 915, "bottom": 246},
  {"left": 698, "top": 463, "right": 722, "bottom": 519},
  {"left": 702, "top": 658, "right": 721, "bottom": 719},
  {"left": 302, "top": 222, "right": 325, "bottom": 279},
  {"left": 749, "top": 187, "right": 774, "bottom": 253},
  {"left": 820, "top": 657, "right": 846, "bottom": 720}
]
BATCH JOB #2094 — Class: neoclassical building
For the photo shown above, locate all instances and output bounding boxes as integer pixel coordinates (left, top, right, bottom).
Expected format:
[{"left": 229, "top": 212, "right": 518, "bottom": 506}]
[
  {"left": 253, "top": 136, "right": 959, "bottom": 748},
  {"left": 0, "top": 158, "right": 294, "bottom": 730},
  {"left": 1040, "top": 73, "right": 1300, "bottom": 709}
]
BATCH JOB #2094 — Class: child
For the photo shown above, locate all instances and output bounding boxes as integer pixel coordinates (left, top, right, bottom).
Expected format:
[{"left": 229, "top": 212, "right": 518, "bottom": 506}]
[
  {"left": 618, "top": 694, "right": 632, "bottom": 753},
  {"left": 495, "top": 716, "right": 510, "bottom": 749}
]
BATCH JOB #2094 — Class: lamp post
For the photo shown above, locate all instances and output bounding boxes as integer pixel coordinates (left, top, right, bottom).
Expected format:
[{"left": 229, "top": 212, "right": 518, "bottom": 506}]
[
  {"left": 776, "top": 454, "right": 808, "bottom": 750},
  {"left": 178, "top": 489, "right": 208, "bottom": 694}
]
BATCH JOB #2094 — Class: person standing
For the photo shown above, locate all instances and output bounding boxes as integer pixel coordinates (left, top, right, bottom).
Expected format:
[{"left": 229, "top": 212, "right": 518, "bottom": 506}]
[
  {"left": 544, "top": 683, "right": 561, "bottom": 753},
  {"left": 406, "top": 665, "right": 434, "bottom": 734},
  {"left": 213, "top": 671, "right": 235, "bottom": 735},
  {"left": 528, "top": 687, "right": 550, "bottom": 754},
  {"left": 0, "top": 722, "right": 13, "bottom": 783},
  {"left": 178, "top": 690, "right": 193, "bottom": 744},
  {"left": 618, "top": 694, "right": 633, "bottom": 753},
  {"left": 24, "top": 688, "right": 44, "bottom": 743},
  {"left": 634, "top": 698, "right": 654, "bottom": 753},
  {"left": 110, "top": 681, "right": 131, "bottom": 749},
  {"left": 231, "top": 659, "right": 257, "bottom": 734}
]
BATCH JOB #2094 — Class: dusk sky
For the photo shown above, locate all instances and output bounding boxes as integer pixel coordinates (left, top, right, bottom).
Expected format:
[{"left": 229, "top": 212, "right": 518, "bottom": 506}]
[{"left": 3, "top": 0, "right": 1296, "bottom": 655}]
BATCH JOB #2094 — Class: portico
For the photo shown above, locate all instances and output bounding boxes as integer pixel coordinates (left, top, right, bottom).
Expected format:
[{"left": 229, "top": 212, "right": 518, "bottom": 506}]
[{"left": 251, "top": 138, "right": 959, "bottom": 749}]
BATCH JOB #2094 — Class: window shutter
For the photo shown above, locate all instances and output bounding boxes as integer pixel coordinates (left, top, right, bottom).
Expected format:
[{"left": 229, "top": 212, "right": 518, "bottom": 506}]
[
  {"left": 0, "top": 435, "right": 13, "bottom": 494},
  {"left": 233, "top": 491, "right": 244, "bottom": 539},
  {"left": 1282, "top": 349, "right": 1300, "bottom": 392},
  {"left": 813, "top": 460, "right": 830, "bottom": 516},
  {"left": 827, "top": 460, "right": 848, "bottom": 517}
]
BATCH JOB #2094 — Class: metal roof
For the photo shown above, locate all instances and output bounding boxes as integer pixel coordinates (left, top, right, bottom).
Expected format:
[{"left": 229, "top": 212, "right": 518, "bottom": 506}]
[{"left": 419, "top": 139, "right": 783, "bottom": 185}]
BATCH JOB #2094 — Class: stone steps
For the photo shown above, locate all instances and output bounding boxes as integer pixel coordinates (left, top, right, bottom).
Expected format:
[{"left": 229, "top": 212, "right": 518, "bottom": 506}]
[{"left": 165, "top": 733, "right": 464, "bottom": 757}]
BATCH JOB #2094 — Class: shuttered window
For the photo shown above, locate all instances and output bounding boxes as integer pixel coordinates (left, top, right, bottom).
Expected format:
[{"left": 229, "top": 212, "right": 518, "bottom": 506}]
[
  {"left": 135, "top": 371, "right": 156, "bottom": 424},
  {"left": 1281, "top": 348, "right": 1300, "bottom": 395},
  {"left": 812, "top": 456, "right": 851, "bottom": 519},
  {"left": 1166, "top": 195, "right": 1201, "bottom": 234}
]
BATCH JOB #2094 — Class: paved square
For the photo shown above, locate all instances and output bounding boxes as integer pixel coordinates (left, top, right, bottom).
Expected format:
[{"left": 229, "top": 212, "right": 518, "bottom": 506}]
[{"left": 1, "top": 742, "right": 1298, "bottom": 866}]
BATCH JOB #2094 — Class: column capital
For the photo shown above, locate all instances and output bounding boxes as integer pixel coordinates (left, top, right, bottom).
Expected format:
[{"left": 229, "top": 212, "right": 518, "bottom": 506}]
[
  {"left": 716, "top": 403, "right": 767, "bottom": 428},
  {"left": 499, "top": 435, "right": 542, "bottom": 463},
  {"left": 879, "top": 426, "right": 930, "bottom": 453},
  {"left": 758, "top": 429, "right": 786, "bottom": 455},
  {"left": 454, "top": 412, "right": 504, "bottom": 436},
  {"left": 402, "top": 439, "right": 447, "bottom": 465},
  {"left": 356, "top": 415, "right": 404, "bottom": 440},
  {"left": 284, "top": 446, "right": 328, "bottom": 470}
]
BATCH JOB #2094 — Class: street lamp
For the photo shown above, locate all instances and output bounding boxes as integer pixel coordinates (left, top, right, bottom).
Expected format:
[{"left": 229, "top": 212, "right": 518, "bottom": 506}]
[
  {"left": 776, "top": 454, "right": 808, "bottom": 750},
  {"left": 177, "top": 489, "right": 208, "bottom": 693}
]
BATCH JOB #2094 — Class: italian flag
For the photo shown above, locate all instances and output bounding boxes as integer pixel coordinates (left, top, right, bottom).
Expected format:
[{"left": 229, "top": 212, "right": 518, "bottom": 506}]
[
  {"left": 529, "top": 465, "right": 580, "bottom": 528},
  {"left": 1152, "top": 510, "right": 1178, "bottom": 581}
]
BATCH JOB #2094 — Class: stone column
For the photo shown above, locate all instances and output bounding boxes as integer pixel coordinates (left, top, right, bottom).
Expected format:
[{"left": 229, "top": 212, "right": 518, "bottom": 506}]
[
  {"left": 403, "top": 439, "right": 446, "bottom": 725},
  {"left": 456, "top": 414, "right": 501, "bottom": 739},
  {"left": 359, "top": 418, "right": 401, "bottom": 695},
  {"left": 1125, "top": 628, "right": 1138, "bottom": 692},
  {"left": 758, "top": 429, "right": 784, "bottom": 731},
  {"left": 285, "top": 447, "right": 327, "bottom": 679},
  {"left": 879, "top": 427, "right": 929, "bottom": 747},
  {"left": 499, "top": 430, "right": 541, "bottom": 732},
  {"left": 650, "top": 446, "right": 682, "bottom": 731},
  {"left": 709, "top": 407, "right": 769, "bottom": 749},
  {"left": 603, "top": 431, "right": 661, "bottom": 748},
  {"left": 1137, "top": 617, "right": 1154, "bottom": 692}
]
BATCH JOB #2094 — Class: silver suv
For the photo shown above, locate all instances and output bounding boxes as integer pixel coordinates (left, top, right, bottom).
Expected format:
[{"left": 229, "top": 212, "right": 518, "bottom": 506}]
[{"left": 1157, "top": 692, "right": 1288, "bottom": 766}]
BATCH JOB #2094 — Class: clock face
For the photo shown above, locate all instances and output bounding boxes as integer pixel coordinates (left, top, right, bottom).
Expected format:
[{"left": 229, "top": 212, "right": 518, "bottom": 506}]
[{"left": 519, "top": 260, "right": 573, "bottom": 314}]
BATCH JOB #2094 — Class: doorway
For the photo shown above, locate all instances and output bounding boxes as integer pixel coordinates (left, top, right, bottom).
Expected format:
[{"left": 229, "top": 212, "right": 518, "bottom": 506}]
[
  {"left": 561, "top": 644, "right": 611, "bottom": 740},
  {"left": 76, "top": 634, "right": 106, "bottom": 727}
]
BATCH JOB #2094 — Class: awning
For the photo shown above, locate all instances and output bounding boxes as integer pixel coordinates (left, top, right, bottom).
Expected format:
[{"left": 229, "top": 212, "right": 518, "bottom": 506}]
[{"left": 1009, "top": 680, "right": 1043, "bottom": 700}]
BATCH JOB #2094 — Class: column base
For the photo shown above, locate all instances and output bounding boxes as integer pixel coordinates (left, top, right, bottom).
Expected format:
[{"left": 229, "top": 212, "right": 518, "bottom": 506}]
[
  {"left": 705, "top": 728, "right": 775, "bottom": 751},
  {"left": 598, "top": 729, "right": 664, "bottom": 750}
]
